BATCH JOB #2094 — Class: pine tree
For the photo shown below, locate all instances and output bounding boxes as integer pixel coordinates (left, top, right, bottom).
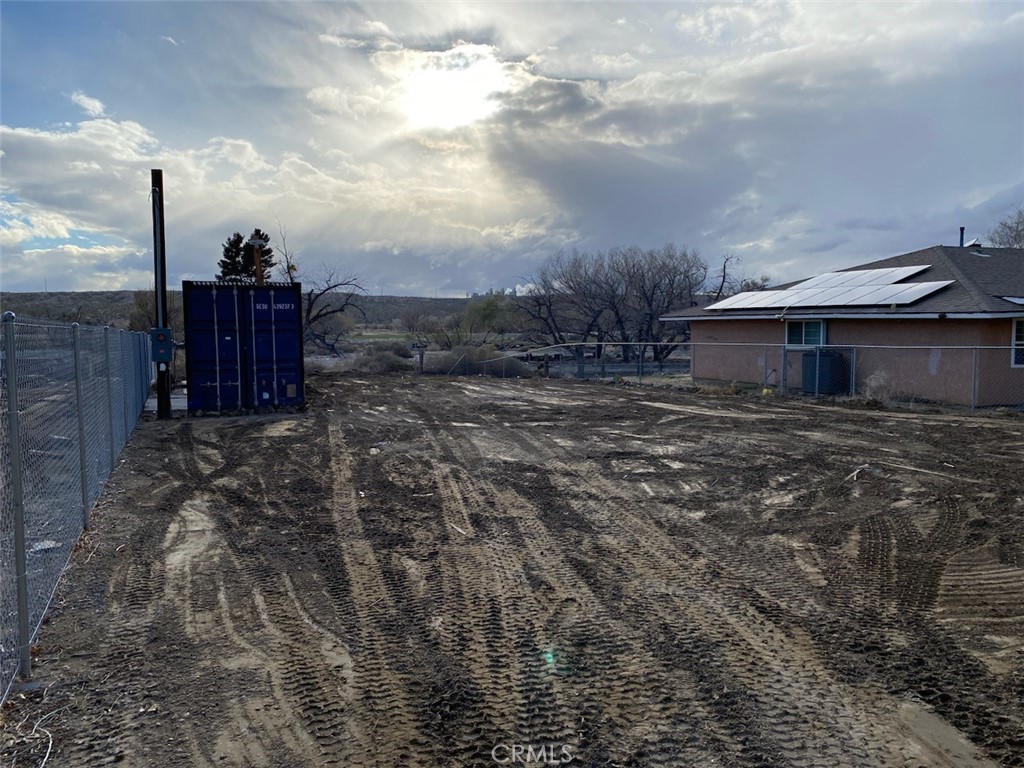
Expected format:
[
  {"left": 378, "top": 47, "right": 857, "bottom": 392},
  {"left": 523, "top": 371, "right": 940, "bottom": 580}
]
[
  {"left": 216, "top": 232, "right": 246, "bottom": 281},
  {"left": 215, "top": 228, "right": 279, "bottom": 282}
]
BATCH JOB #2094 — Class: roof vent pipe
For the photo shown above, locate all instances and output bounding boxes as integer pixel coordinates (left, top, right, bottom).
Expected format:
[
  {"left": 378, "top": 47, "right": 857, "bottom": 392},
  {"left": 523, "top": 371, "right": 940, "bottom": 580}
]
[{"left": 960, "top": 226, "right": 965, "bottom": 247}]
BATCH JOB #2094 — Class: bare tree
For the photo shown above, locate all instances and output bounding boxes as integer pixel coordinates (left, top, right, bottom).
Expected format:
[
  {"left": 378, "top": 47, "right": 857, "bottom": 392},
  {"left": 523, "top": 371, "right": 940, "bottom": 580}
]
[
  {"left": 427, "top": 294, "right": 516, "bottom": 350},
  {"left": 609, "top": 244, "right": 707, "bottom": 360},
  {"left": 300, "top": 266, "right": 367, "bottom": 355},
  {"left": 708, "top": 253, "right": 772, "bottom": 301},
  {"left": 519, "top": 243, "right": 711, "bottom": 359},
  {"left": 738, "top": 274, "right": 772, "bottom": 292},
  {"left": 274, "top": 224, "right": 367, "bottom": 355},
  {"left": 708, "top": 253, "right": 740, "bottom": 303},
  {"left": 128, "top": 287, "right": 185, "bottom": 383},
  {"left": 276, "top": 221, "right": 300, "bottom": 284},
  {"left": 400, "top": 308, "right": 427, "bottom": 337},
  {"left": 988, "top": 204, "right": 1024, "bottom": 248},
  {"left": 128, "top": 287, "right": 184, "bottom": 340},
  {"left": 517, "top": 255, "right": 575, "bottom": 346}
]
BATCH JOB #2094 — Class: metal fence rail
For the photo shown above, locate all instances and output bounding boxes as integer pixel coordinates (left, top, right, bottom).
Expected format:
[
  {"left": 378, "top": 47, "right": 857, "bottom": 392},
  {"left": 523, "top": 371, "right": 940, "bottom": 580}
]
[
  {"left": 0, "top": 313, "right": 151, "bottom": 701},
  {"left": 488, "top": 343, "right": 693, "bottom": 381}
]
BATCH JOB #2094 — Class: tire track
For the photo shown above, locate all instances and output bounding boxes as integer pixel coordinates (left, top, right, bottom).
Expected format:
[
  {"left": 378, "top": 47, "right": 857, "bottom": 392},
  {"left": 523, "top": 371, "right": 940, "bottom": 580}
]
[{"left": 5, "top": 375, "right": 1020, "bottom": 768}]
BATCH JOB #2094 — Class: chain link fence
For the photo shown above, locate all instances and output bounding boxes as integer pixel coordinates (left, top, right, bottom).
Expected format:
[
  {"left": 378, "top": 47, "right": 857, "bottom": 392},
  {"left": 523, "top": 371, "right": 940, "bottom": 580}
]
[
  {"left": 473, "top": 342, "right": 1022, "bottom": 408},
  {"left": 498, "top": 343, "right": 692, "bottom": 381},
  {"left": 773, "top": 345, "right": 1022, "bottom": 408},
  {"left": 0, "top": 314, "right": 151, "bottom": 701}
]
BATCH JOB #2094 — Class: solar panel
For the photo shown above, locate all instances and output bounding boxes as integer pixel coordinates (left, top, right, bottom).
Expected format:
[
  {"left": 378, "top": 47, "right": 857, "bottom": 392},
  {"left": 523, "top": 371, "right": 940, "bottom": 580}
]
[
  {"left": 787, "top": 287, "right": 852, "bottom": 306},
  {"left": 819, "top": 280, "right": 953, "bottom": 307},
  {"left": 877, "top": 280, "right": 954, "bottom": 305},
  {"left": 703, "top": 292, "right": 764, "bottom": 310},
  {"left": 826, "top": 284, "right": 892, "bottom": 306},
  {"left": 794, "top": 265, "right": 930, "bottom": 291},
  {"left": 704, "top": 266, "right": 952, "bottom": 311},
  {"left": 791, "top": 272, "right": 841, "bottom": 291},
  {"left": 723, "top": 291, "right": 775, "bottom": 309},
  {"left": 841, "top": 283, "right": 905, "bottom": 305}
]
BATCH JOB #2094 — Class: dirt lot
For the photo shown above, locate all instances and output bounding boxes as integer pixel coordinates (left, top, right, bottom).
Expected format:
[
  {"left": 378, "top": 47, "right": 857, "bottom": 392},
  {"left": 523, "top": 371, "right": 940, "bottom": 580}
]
[{"left": 2, "top": 374, "right": 1023, "bottom": 767}]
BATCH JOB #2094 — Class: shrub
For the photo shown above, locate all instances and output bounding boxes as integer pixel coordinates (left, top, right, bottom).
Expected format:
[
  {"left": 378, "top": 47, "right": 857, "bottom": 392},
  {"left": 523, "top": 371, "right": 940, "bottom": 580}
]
[
  {"left": 863, "top": 371, "right": 898, "bottom": 402},
  {"left": 348, "top": 350, "right": 413, "bottom": 374},
  {"left": 364, "top": 340, "right": 414, "bottom": 358},
  {"left": 696, "top": 381, "right": 740, "bottom": 396}
]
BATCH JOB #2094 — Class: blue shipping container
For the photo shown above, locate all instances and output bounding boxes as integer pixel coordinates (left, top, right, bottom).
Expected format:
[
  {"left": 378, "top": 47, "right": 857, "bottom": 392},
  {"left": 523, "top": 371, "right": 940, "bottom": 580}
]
[{"left": 182, "top": 281, "right": 305, "bottom": 412}]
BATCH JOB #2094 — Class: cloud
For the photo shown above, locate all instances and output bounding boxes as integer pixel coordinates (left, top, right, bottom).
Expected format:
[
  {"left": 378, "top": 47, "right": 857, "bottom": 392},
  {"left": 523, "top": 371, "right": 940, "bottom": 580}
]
[
  {"left": 319, "top": 18, "right": 401, "bottom": 51},
  {"left": 838, "top": 217, "right": 902, "bottom": 233},
  {"left": 160, "top": 35, "right": 179, "bottom": 46},
  {"left": 306, "top": 85, "right": 388, "bottom": 120},
  {"left": 676, "top": 2, "right": 788, "bottom": 46},
  {"left": 1, "top": 2, "right": 1022, "bottom": 293},
  {"left": 802, "top": 237, "right": 849, "bottom": 255},
  {"left": 0, "top": 199, "right": 77, "bottom": 248},
  {"left": 0, "top": 100, "right": 572, "bottom": 293},
  {"left": 2, "top": 241, "right": 147, "bottom": 291},
  {"left": 70, "top": 91, "right": 106, "bottom": 117}
]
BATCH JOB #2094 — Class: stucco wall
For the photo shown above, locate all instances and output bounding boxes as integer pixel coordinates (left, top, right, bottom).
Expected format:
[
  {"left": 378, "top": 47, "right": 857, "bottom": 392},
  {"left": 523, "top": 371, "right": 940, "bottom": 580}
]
[
  {"left": 689, "top": 317, "right": 1023, "bottom": 407},
  {"left": 689, "top": 321, "right": 786, "bottom": 388},
  {"left": 827, "top": 318, "right": 990, "bottom": 346}
]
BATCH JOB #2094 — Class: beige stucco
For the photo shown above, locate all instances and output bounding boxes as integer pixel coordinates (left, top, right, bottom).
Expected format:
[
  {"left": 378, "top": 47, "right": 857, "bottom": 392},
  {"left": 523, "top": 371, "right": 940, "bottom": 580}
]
[{"left": 689, "top": 317, "right": 1023, "bottom": 407}]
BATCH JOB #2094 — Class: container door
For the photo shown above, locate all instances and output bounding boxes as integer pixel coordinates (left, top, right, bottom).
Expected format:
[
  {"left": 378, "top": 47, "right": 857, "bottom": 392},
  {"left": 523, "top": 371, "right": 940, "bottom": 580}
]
[
  {"left": 184, "top": 283, "right": 245, "bottom": 411},
  {"left": 243, "top": 286, "right": 304, "bottom": 408}
]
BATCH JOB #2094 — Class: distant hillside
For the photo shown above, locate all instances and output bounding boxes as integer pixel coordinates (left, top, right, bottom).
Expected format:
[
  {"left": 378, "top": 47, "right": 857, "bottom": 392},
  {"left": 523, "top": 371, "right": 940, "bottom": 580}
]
[
  {"left": 0, "top": 291, "right": 149, "bottom": 328},
  {"left": 355, "top": 295, "right": 470, "bottom": 326},
  {"left": 0, "top": 290, "right": 469, "bottom": 329}
]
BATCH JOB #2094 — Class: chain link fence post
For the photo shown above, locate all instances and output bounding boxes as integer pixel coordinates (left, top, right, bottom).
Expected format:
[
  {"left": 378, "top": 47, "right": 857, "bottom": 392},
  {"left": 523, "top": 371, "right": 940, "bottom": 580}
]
[
  {"left": 849, "top": 347, "right": 857, "bottom": 396},
  {"left": 105, "top": 326, "right": 115, "bottom": 472},
  {"left": 129, "top": 333, "right": 138, "bottom": 418},
  {"left": 971, "top": 347, "right": 979, "bottom": 412},
  {"left": 120, "top": 330, "right": 130, "bottom": 448},
  {"left": 139, "top": 333, "right": 148, "bottom": 411},
  {"left": 2, "top": 313, "right": 32, "bottom": 679},
  {"left": 814, "top": 347, "right": 821, "bottom": 397},
  {"left": 135, "top": 333, "right": 142, "bottom": 415},
  {"left": 73, "top": 324, "right": 90, "bottom": 531}
]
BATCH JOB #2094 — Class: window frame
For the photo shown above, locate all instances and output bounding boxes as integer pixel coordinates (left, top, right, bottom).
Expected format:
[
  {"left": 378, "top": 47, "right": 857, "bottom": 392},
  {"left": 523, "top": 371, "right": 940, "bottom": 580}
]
[
  {"left": 1013, "top": 319, "right": 1024, "bottom": 368},
  {"left": 785, "top": 320, "right": 826, "bottom": 347}
]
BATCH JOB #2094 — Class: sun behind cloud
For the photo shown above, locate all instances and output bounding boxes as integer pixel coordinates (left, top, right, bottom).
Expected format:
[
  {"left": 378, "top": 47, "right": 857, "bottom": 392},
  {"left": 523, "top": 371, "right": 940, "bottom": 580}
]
[{"left": 385, "top": 43, "right": 510, "bottom": 131}]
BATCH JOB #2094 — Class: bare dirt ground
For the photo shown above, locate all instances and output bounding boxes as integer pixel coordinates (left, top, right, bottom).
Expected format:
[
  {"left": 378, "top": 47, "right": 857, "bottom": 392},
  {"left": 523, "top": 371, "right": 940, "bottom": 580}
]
[{"left": 2, "top": 374, "right": 1023, "bottom": 767}]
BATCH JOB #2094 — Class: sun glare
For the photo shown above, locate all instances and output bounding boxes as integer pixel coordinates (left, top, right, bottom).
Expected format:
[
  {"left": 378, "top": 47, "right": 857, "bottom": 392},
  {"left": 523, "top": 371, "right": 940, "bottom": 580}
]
[{"left": 399, "top": 45, "right": 509, "bottom": 131}]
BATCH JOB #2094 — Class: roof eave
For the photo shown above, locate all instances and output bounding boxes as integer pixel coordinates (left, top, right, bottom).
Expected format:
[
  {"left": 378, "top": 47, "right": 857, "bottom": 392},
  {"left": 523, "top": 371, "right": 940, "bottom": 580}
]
[{"left": 661, "top": 311, "right": 1024, "bottom": 322}]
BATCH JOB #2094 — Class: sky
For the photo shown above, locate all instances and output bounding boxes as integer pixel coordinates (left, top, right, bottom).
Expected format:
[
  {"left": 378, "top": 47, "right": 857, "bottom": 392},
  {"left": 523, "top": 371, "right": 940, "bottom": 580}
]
[{"left": 1, "top": 1, "right": 1023, "bottom": 296}]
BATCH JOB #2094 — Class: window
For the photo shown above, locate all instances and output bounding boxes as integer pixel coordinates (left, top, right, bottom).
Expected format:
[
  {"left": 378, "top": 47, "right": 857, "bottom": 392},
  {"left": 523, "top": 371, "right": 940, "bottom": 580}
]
[
  {"left": 1013, "top": 319, "right": 1024, "bottom": 368},
  {"left": 786, "top": 320, "right": 824, "bottom": 346}
]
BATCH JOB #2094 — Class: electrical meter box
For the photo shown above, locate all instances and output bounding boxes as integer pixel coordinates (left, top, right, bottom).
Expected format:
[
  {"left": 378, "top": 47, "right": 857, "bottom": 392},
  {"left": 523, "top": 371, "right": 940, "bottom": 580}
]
[{"left": 150, "top": 328, "right": 174, "bottom": 363}]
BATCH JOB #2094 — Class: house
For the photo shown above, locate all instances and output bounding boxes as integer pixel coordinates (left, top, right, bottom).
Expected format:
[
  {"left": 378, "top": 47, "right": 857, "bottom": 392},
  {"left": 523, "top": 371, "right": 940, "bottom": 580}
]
[{"left": 662, "top": 245, "right": 1024, "bottom": 407}]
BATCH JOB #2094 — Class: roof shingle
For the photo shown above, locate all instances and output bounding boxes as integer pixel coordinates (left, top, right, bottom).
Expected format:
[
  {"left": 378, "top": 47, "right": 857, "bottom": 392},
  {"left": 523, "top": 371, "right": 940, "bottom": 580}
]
[{"left": 665, "top": 245, "right": 1024, "bottom": 319}]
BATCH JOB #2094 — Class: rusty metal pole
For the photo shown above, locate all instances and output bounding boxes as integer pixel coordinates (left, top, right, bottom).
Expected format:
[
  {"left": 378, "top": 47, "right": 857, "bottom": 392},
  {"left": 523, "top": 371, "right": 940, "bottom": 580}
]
[
  {"left": 254, "top": 244, "right": 265, "bottom": 287},
  {"left": 151, "top": 169, "right": 171, "bottom": 419}
]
